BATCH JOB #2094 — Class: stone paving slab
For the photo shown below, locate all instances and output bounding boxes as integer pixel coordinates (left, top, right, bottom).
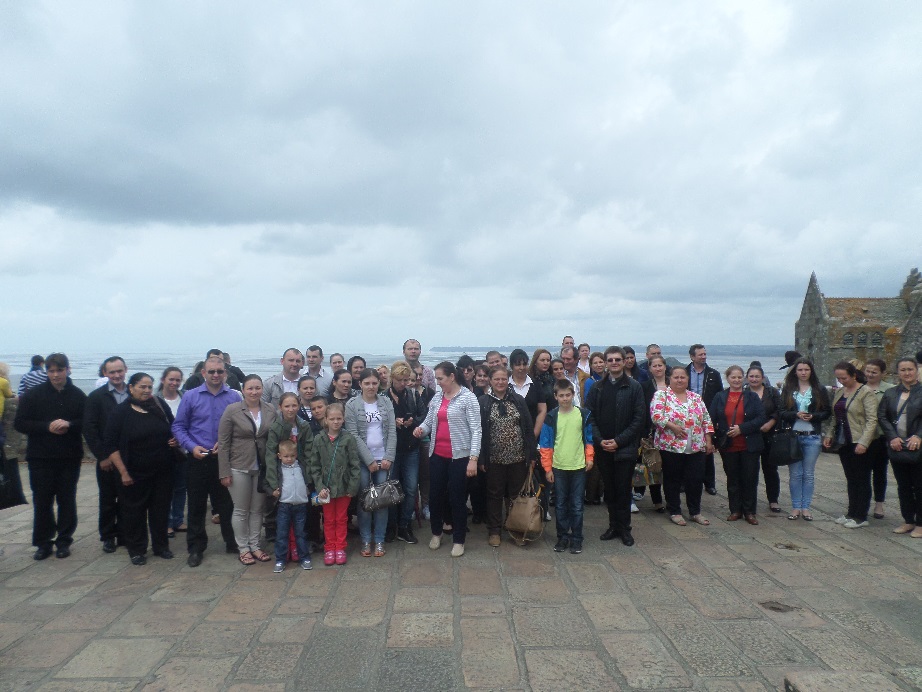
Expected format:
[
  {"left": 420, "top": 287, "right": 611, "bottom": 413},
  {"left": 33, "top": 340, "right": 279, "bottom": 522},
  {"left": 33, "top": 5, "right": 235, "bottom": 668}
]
[{"left": 3, "top": 455, "right": 922, "bottom": 690}]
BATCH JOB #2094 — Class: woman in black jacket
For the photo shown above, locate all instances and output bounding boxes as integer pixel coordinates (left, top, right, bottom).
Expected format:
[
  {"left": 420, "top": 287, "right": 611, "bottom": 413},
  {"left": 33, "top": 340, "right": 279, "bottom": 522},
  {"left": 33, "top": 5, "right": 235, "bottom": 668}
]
[
  {"left": 878, "top": 357, "right": 922, "bottom": 537},
  {"left": 478, "top": 366, "right": 536, "bottom": 547},
  {"left": 746, "top": 364, "right": 784, "bottom": 513},
  {"left": 709, "top": 366, "right": 766, "bottom": 524},
  {"left": 104, "top": 373, "right": 177, "bottom": 565}
]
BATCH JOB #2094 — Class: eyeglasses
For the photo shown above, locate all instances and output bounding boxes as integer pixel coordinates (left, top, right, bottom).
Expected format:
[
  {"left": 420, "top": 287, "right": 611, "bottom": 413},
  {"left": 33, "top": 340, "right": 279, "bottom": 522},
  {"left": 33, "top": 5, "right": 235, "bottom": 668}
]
[
  {"left": 606, "top": 358, "right": 623, "bottom": 364},
  {"left": 207, "top": 369, "right": 226, "bottom": 375}
]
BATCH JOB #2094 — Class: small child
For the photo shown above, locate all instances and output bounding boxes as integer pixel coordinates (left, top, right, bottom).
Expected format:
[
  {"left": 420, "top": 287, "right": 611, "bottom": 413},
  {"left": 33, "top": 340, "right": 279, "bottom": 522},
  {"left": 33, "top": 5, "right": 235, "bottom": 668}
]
[
  {"left": 539, "top": 379, "right": 594, "bottom": 555},
  {"left": 309, "top": 402, "right": 361, "bottom": 566},
  {"left": 308, "top": 395, "right": 327, "bottom": 435},
  {"left": 266, "top": 439, "right": 312, "bottom": 572}
]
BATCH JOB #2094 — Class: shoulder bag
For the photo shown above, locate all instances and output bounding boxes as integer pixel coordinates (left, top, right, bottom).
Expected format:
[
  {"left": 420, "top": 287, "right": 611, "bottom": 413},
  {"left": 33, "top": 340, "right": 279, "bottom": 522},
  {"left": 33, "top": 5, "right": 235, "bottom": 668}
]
[
  {"left": 767, "top": 426, "right": 803, "bottom": 467},
  {"left": 360, "top": 467, "right": 405, "bottom": 512},
  {"left": 505, "top": 470, "right": 544, "bottom": 544},
  {"left": 890, "top": 396, "right": 922, "bottom": 464}
]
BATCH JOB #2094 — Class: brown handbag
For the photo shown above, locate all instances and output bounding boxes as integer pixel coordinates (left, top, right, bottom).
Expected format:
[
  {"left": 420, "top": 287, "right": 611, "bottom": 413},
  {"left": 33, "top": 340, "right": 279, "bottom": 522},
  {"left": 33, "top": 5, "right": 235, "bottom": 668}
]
[{"left": 505, "top": 471, "right": 544, "bottom": 543}]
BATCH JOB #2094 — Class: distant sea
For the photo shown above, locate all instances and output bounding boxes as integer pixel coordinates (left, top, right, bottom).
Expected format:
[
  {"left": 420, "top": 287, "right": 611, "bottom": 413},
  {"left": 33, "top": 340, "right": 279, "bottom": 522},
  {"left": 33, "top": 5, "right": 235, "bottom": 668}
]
[{"left": 3, "top": 345, "right": 792, "bottom": 394}]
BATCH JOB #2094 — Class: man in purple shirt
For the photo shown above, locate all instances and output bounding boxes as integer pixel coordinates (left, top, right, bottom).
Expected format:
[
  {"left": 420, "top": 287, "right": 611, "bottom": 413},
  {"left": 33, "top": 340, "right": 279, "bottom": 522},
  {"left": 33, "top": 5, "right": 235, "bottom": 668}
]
[{"left": 172, "top": 355, "right": 242, "bottom": 567}]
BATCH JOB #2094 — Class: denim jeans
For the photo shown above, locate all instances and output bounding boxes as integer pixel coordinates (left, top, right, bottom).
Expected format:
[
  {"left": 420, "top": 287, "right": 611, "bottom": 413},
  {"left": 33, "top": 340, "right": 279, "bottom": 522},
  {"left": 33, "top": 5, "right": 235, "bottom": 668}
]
[
  {"left": 359, "top": 465, "right": 389, "bottom": 543},
  {"left": 170, "top": 452, "right": 187, "bottom": 529},
  {"left": 553, "top": 468, "right": 586, "bottom": 541},
  {"left": 275, "top": 502, "right": 309, "bottom": 563},
  {"left": 788, "top": 434, "right": 821, "bottom": 510},
  {"left": 389, "top": 449, "right": 420, "bottom": 530}
]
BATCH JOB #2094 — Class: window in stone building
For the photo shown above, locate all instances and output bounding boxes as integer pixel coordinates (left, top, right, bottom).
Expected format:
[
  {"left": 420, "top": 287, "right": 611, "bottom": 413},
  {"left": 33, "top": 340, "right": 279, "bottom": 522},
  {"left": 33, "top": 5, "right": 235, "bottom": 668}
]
[
  {"left": 857, "top": 332, "right": 867, "bottom": 346},
  {"left": 871, "top": 332, "right": 882, "bottom": 346},
  {"left": 843, "top": 333, "right": 854, "bottom": 346}
]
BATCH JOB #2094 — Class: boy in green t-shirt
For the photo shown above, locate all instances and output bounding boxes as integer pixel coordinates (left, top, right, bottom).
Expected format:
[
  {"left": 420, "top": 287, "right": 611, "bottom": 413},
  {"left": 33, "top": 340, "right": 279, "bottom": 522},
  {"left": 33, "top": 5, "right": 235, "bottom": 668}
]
[{"left": 538, "top": 379, "right": 594, "bottom": 554}]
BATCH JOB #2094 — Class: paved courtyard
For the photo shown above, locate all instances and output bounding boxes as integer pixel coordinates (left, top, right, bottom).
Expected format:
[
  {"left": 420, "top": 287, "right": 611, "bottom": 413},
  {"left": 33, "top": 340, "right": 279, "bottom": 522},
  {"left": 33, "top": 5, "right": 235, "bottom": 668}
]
[{"left": 2, "top": 453, "right": 922, "bottom": 691}]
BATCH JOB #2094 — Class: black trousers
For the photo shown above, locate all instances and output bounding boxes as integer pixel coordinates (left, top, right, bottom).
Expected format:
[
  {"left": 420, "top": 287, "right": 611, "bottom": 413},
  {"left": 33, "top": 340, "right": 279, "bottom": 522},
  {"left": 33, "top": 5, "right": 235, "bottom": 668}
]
[
  {"left": 662, "top": 450, "right": 705, "bottom": 517},
  {"left": 596, "top": 450, "right": 635, "bottom": 533},
  {"left": 118, "top": 467, "right": 172, "bottom": 556},
  {"left": 759, "top": 434, "right": 781, "bottom": 504},
  {"left": 485, "top": 462, "right": 528, "bottom": 535},
  {"left": 703, "top": 452, "right": 716, "bottom": 491},
  {"left": 96, "top": 463, "right": 122, "bottom": 542},
  {"left": 429, "top": 454, "right": 469, "bottom": 545},
  {"left": 28, "top": 458, "right": 81, "bottom": 549},
  {"left": 867, "top": 436, "right": 889, "bottom": 503},
  {"left": 469, "top": 466, "right": 487, "bottom": 520},
  {"left": 891, "top": 460, "right": 922, "bottom": 525},
  {"left": 721, "top": 450, "right": 760, "bottom": 515},
  {"left": 186, "top": 454, "right": 235, "bottom": 554},
  {"left": 584, "top": 462, "right": 603, "bottom": 502},
  {"left": 839, "top": 443, "right": 873, "bottom": 522}
]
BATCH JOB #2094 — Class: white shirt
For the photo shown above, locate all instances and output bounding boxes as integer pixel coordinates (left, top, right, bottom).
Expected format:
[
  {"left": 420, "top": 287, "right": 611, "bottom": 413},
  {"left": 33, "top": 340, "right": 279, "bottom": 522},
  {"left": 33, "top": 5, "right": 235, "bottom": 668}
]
[
  {"left": 364, "top": 400, "right": 385, "bottom": 460},
  {"left": 509, "top": 375, "right": 533, "bottom": 398},
  {"left": 282, "top": 375, "right": 300, "bottom": 394}
]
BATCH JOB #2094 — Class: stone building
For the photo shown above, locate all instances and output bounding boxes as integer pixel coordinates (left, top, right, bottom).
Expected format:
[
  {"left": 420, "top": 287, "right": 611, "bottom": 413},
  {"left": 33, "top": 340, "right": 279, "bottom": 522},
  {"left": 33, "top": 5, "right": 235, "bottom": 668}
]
[{"left": 794, "top": 268, "right": 922, "bottom": 385}]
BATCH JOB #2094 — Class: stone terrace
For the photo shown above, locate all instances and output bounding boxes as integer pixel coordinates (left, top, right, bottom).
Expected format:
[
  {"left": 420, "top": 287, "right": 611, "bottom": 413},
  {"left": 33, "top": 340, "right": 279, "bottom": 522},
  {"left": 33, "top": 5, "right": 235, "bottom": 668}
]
[{"left": 2, "top": 454, "right": 922, "bottom": 691}]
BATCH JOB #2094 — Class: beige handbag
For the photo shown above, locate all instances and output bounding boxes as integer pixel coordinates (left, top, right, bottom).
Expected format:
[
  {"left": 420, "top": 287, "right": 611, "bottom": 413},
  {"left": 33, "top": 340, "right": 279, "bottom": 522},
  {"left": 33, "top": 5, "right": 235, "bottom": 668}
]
[{"left": 505, "top": 471, "right": 544, "bottom": 544}]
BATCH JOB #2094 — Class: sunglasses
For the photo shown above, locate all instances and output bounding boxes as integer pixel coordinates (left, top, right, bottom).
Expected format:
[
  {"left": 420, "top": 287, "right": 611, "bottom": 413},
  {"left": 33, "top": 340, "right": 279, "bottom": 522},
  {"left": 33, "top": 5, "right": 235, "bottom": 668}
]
[{"left": 207, "top": 369, "right": 226, "bottom": 375}]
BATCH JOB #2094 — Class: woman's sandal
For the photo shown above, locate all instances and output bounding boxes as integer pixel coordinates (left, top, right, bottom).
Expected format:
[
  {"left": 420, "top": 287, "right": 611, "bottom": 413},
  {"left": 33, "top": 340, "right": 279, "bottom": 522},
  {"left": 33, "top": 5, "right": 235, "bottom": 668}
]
[
  {"left": 239, "top": 551, "right": 256, "bottom": 566},
  {"left": 801, "top": 512, "right": 813, "bottom": 521},
  {"left": 670, "top": 514, "right": 687, "bottom": 526},
  {"left": 691, "top": 515, "right": 710, "bottom": 526},
  {"left": 788, "top": 512, "right": 800, "bottom": 520},
  {"left": 251, "top": 550, "right": 272, "bottom": 562}
]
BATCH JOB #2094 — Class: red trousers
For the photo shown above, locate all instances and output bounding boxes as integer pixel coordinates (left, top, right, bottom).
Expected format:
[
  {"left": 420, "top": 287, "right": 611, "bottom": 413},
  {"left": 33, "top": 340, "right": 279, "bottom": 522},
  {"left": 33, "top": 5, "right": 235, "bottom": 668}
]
[{"left": 322, "top": 496, "right": 350, "bottom": 552}]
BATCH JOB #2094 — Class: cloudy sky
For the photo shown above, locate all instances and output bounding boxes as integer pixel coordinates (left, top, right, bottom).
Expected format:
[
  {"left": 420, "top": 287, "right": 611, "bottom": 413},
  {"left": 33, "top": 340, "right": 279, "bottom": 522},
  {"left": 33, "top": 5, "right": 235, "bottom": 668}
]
[{"left": 2, "top": 1, "right": 920, "bottom": 355}]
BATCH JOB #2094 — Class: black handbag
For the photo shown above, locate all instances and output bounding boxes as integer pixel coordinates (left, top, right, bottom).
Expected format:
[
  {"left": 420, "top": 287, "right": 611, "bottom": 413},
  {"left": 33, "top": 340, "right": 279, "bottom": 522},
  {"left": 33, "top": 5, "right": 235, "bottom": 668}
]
[
  {"left": 890, "top": 442, "right": 922, "bottom": 465},
  {"left": 360, "top": 470, "right": 404, "bottom": 512},
  {"left": 0, "top": 453, "right": 27, "bottom": 510},
  {"left": 767, "top": 429, "right": 803, "bottom": 467}
]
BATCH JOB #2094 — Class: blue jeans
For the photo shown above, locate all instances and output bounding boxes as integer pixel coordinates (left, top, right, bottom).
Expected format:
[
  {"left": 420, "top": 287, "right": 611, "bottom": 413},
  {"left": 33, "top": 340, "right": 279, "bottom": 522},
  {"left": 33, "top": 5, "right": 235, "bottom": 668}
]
[
  {"left": 169, "top": 453, "right": 187, "bottom": 529},
  {"left": 788, "top": 434, "right": 821, "bottom": 510},
  {"left": 554, "top": 468, "right": 586, "bottom": 541},
  {"left": 359, "top": 465, "right": 389, "bottom": 543},
  {"left": 274, "top": 502, "right": 309, "bottom": 563},
  {"left": 389, "top": 449, "right": 420, "bottom": 530}
]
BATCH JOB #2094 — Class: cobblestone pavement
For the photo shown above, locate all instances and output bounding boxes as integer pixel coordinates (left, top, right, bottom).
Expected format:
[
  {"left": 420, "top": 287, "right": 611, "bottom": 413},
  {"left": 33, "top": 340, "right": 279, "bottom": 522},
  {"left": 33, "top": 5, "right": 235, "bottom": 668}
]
[{"left": 2, "top": 453, "right": 922, "bottom": 691}]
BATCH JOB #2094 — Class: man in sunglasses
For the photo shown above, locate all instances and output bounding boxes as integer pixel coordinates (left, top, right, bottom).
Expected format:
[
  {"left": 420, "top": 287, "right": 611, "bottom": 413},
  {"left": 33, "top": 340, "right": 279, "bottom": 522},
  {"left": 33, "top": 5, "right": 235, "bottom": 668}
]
[
  {"left": 584, "top": 346, "right": 646, "bottom": 547},
  {"left": 172, "top": 354, "right": 242, "bottom": 567}
]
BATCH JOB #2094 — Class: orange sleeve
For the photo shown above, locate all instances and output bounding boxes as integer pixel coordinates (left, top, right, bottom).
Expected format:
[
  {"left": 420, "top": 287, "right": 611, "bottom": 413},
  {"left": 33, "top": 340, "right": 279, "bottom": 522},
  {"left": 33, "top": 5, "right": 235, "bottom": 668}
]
[
  {"left": 539, "top": 447, "right": 554, "bottom": 473},
  {"left": 584, "top": 444, "right": 594, "bottom": 464}
]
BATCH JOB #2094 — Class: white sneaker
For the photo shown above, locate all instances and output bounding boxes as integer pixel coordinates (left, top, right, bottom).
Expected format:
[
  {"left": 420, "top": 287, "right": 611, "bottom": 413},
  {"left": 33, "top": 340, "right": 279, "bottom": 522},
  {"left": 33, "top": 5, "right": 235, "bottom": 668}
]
[
  {"left": 843, "top": 519, "right": 869, "bottom": 528},
  {"left": 834, "top": 515, "right": 849, "bottom": 525},
  {"left": 451, "top": 543, "right": 464, "bottom": 557},
  {"left": 422, "top": 505, "right": 431, "bottom": 520},
  {"left": 429, "top": 535, "right": 441, "bottom": 550},
  {"left": 631, "top": 503, "right": 639, "bottom": 514},
  {"left": 632, "top": 492, "right": 643, "bottom": 501}
]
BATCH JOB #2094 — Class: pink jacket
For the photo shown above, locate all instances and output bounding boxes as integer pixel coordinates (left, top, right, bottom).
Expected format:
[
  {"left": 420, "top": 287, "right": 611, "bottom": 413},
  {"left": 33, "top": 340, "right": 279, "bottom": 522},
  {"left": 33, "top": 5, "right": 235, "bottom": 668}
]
[{"left": 650, "top": 388, "right": 714, "bottom": 454}]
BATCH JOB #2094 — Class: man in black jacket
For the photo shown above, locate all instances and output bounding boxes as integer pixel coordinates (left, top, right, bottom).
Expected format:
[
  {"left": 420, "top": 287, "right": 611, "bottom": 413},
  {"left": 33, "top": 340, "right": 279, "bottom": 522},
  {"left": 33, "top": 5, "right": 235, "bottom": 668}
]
[
  {"left": 83, "top": 356, "right": 129, "bottom": 554},
  {"left": 686, "top": 344, "right": 724, "bottom": 495},
  {"left": 13, "top": 353, "right": 87, "bottom": 560},
  {"left": 584, "top": 346, "right": 646, "bottom": 546}
]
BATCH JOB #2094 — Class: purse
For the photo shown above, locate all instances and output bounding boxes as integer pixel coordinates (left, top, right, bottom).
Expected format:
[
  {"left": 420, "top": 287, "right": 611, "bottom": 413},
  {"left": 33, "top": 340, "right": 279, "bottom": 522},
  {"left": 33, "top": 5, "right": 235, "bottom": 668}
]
[
  {"left": 505, "top": 470, "right": 543, "bottom": 543},
  {"left": 890, "top": 443, "right": 922, "bottom": 464},
  {"left": 0, "top": 454, "right": 27, "bottom": 511},
  {"left": 360, "top": 468, "right": 405, "bottom": 512},
  {"left": 829, "top": 386, "right": 863, "bottom": 453},
  {"left": 640, "top": 436, "right": 662, "bottom": 474},
  {"left": 767, "top": 428, "right": 803, "bottom": 467}
]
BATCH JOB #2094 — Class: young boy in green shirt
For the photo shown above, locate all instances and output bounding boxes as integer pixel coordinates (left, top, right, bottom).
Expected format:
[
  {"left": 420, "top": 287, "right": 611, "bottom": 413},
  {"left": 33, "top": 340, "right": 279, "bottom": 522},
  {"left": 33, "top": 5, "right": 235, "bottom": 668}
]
[{"left": 539, "top": 379, "right": 594, "bottom": 554}]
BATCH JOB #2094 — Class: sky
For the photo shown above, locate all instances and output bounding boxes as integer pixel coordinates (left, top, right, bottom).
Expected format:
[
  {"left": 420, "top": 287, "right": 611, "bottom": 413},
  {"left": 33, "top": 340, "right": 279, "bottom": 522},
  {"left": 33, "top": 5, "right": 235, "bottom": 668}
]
[{"left": 2, "top": 1, "right": 921, "bottom": 356}]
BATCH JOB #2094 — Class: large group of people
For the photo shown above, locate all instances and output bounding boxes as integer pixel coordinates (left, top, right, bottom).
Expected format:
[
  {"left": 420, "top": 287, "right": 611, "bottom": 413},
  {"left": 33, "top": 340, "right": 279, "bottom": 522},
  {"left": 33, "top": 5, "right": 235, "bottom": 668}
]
[{"left": 6, "top": 338, "right": 922, "bottom": 570}]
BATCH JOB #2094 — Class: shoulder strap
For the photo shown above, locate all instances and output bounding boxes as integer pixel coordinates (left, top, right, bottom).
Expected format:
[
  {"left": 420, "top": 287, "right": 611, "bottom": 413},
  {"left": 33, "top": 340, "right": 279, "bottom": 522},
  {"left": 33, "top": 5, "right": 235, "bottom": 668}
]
[{"left": 325, "top": 436, "right": 341, "bottom": 487}]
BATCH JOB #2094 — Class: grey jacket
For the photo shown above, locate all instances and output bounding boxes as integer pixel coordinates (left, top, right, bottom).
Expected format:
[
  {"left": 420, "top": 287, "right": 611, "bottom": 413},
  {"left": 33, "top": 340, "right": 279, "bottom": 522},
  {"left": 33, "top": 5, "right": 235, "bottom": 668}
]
[
  {"left": 217, "top": 401, "right": 278, "bottom": 478},
  {"left": 419, "top": 387, "right": 482, "bottom": 459},
  {"left": 261, "top": 373, "right": 301, "bottom": 408},
  {"left": 344, "top": 394, "right": 396, "bottom": 466}
]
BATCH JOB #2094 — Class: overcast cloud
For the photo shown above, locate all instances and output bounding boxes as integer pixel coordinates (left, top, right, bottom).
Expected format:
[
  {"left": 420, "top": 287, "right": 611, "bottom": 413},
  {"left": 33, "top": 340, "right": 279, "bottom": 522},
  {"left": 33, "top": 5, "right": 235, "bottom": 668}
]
[{"left": 2, "top": 1, "right": 920, "bottom": 355}]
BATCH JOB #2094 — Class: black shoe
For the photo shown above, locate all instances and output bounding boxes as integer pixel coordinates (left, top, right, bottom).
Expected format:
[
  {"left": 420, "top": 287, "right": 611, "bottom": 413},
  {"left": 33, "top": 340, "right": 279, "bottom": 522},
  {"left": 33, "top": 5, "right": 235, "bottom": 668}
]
[
  {"left": 187, "top": 552, "right": 203, "bottom": 568},
  {"left": 599, "top": 527, "right": 618, "bottom": 541},
  {"left": 569, "top": 540, "right": 583, "bottom": 554},
  {"left": 34, "top": 546, "right": 53, "bottom": 561},
  {"left": 56, "top": 546, "right": 71, "bottom": 559},
  {"left": 553, "top": 536, "right": 570, "bottom": 552},
  {"left": 155, "top": 549, "right": 174, "bottom": 560},
  {"left": 620, "top": 531, "right": 635, "bottom": 547},
  {"left": 397, "top": 527, "right": 418, "bottom": 544},
  {"left": 385, "top": 526, "right": 397, "bottom": 543},
  {"left": 705, "top": 487, "right": 717, "bottom": 496},
  {"left": 130, "top": 554, "right": 147, "bottom": 566},
  {"left": 102, "top": 538, "right": 117, "bottom": 553}
]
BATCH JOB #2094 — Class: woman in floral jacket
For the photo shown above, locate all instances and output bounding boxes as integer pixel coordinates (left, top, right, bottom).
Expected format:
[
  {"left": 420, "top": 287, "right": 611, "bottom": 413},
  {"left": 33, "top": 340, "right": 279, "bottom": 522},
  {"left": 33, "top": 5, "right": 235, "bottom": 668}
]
[{"left": 651, "top": 367, "right": 715, "bottom": 527}]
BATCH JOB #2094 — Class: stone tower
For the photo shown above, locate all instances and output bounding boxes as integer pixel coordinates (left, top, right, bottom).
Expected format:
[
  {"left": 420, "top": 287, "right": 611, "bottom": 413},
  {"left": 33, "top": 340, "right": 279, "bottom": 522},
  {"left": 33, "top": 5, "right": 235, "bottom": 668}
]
[{"left": 794, "top": 268, "right": 921, "bottom": 385}]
